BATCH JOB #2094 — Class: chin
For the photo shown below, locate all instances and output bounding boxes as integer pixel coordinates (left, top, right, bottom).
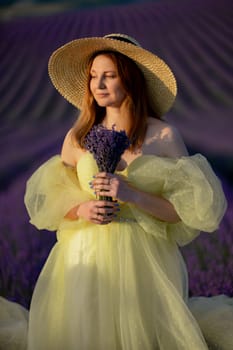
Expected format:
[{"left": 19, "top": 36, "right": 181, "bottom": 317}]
[{"left": 96, "top": 102, "right": 108, "bottom": 107}]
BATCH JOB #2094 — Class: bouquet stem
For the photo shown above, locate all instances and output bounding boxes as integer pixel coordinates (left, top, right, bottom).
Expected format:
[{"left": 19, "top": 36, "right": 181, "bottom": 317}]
[
  {"left": 99, "top": 195, "right": 113, "bottom": 216},
  {"left": 99, "top": 195, "right": 113, "bottom": 202}
]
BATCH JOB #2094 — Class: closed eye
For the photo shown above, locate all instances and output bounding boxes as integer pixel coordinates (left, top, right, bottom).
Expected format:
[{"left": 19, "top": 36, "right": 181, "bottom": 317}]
[{"left": 105, "top": 74, "right": 117, "bottom": 78}]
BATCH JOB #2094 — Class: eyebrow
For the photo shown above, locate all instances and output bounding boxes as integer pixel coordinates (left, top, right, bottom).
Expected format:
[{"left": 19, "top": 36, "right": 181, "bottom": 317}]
[{"left": 90, "top": 69, "right": 117, "bottom": 73}]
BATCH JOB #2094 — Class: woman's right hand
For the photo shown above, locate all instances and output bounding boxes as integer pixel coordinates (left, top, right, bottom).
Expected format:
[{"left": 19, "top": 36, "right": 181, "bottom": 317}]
[{"left": 76, "top": 200, "right": 119, "bottom": 225}]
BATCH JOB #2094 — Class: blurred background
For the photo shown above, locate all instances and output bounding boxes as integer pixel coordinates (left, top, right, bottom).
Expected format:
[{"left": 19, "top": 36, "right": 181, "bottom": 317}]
[{"left": 0, "top": 0, "right": 233, "bottom": 308}]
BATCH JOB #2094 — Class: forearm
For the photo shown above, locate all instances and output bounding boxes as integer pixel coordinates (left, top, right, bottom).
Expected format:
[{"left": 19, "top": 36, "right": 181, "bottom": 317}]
[
  {"left": 64, "top": 205, "right": 80, "bottom": 220},
  {"left": 64, "top": 200, "right": 119, "bottom": 225},
  {"left": 127, "top": 187, "right": 180, "bottom": 223},
  {"left": 91, "top": 173, "right": 181, "bottom": 223}
]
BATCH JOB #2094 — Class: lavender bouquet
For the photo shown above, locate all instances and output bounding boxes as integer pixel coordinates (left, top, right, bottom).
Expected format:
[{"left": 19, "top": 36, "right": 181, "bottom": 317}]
[{"left": 84, "top": 124, "right": 130, "bottom": 201}]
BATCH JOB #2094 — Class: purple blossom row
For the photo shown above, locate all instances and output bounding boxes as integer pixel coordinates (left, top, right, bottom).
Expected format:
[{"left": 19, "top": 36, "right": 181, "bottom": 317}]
[{"left": 181, "top": 180, "right": 233, "bottom": 297}]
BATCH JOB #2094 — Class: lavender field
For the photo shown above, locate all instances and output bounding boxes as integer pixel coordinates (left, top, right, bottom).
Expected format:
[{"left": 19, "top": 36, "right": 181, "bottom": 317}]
[{"left": 0, "top": 0, "right": 233, "bottom": 308}]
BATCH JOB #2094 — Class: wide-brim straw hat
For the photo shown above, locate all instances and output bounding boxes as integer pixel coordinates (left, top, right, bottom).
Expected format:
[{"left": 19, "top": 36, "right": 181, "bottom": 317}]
[{"left": 48, "top": 33, "right": 177, "bottom": 116}]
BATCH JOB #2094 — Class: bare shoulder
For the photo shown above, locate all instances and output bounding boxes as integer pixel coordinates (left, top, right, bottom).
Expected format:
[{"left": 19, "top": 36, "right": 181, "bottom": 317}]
[
  {"left": 61, "top": 128, "right": 83, "bottom": 167},
  {"left": 145, "top": 117, "right": 188, "bottom": 158}
]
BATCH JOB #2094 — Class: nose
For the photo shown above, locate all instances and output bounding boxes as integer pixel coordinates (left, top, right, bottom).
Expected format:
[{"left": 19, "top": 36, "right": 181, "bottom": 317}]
[{"left": 96, "top": 76, "right": 105, "bottom": 89}]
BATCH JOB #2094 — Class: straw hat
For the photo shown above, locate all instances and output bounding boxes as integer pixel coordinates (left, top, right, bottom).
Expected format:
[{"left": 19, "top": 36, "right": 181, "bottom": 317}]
[{"left": 48, "top": 33, "right": 177, "bottom": 116}]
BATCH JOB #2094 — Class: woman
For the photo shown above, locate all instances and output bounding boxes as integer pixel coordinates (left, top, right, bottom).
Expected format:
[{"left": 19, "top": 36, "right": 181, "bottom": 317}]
[
  {"left": 0, "top": 34, "right": 230, "bottom": 350},
  {"left": 61, "top": 49, "right": 188, "bottom": 225}
]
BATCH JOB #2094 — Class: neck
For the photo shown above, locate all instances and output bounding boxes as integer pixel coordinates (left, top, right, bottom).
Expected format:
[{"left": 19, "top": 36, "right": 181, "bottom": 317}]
[{"left": 103, "top": 106, "right": 130, "bottom": 132}]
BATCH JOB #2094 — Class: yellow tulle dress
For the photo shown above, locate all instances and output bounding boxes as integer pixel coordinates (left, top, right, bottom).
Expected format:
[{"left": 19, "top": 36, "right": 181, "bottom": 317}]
[{"left": 1, "top": 152, "right": 231, "bottom": 350}]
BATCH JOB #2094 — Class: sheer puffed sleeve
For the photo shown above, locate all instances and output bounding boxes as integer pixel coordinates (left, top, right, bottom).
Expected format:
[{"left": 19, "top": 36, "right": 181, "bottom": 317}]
[
  {"left": 24, "top": 155, "right": 93, "bottom": 231},
  {"left": 127, "top": 154, "right": 227, "bottom": 246},
  {"left": 163, "top": 154, "right": 227, "bottom": 245}
]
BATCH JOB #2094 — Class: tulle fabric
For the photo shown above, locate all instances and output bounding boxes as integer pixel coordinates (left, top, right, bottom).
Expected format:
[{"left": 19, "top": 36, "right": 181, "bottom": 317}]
[
  {"left": 125, "top": 154, "right": 227, "bottom": 246},
  {"left": 24, "top": 153, "right": 227, "bottom": 243},
  {"left": 0, "top": 297, "right": 28, "bottom": 350},
  {"left": 27, "top": 221, "right": 208, "bottom": 350},
  {"left": 1, "top": 152, "right": 230, "bottom": 350},
  {"left": 24, "top": 155, "right": 93, "bottom": 231},
  {"left": 188, "top": 295, "right": 233, "bottom": 350}
]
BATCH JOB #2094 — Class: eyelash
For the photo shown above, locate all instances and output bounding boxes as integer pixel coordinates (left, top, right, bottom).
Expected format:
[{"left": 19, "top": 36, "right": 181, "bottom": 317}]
[{"left": 90, "top": 75, "right": 116, "bottom": 79}]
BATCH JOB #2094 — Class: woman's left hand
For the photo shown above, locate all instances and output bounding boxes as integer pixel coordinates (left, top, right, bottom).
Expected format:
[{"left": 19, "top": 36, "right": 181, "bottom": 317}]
[{"left": 90, "top": 172, "right": 133, "bottom": 202}]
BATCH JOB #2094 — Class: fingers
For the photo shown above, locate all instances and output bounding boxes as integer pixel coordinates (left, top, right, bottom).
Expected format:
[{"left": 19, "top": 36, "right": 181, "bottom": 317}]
[
  {"left": 95, "top": 201, "right": 119, "bottom": 216},
  {"left": 92, "top": 212, "right": 113, "bottom": 225},
  {"left": 96, "top": 206, "right": 116, "bottom": 216},
  {"left": 78, "top": 200, "right": 118, "bottom": 225},
  {"left": 94, "top": 172, "right": 109, "bottom": 178},
  {"left": 91, "top": 201, "right": 119, "bottom": 225},
  {"left": 91, "top": 176, "right": 113, "bottom": 187},
  {"left": 90, "top": 175, "right": 117, "bottom": 197}
]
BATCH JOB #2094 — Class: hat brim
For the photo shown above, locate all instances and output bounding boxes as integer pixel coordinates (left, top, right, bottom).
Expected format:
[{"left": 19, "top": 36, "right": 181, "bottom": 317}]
[{"left": 48, "top": 37, "right": 177, "bottom": 116}]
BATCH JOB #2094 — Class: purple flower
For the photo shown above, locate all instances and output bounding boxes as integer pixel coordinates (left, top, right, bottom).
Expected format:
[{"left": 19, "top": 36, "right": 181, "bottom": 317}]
[
  {"left": 84, "top": 124, "right": 130, "bottom": 173},
  {"left": 84, "top": 124, "right": 130, "bottom": 201}
]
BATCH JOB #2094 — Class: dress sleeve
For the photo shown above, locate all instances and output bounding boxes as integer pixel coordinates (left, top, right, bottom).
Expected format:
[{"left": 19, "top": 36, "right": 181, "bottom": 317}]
[
  {"left": 163, "top": 154, "right": 227, "bottom": 245},
  {"left": 24, "top": 155, "right": 93, "bottom": 231}
]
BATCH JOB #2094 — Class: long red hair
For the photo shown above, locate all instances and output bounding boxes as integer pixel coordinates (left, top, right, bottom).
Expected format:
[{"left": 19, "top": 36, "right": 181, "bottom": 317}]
[{"left": 72, "top": 51, "right": 161, "bottom": 150}]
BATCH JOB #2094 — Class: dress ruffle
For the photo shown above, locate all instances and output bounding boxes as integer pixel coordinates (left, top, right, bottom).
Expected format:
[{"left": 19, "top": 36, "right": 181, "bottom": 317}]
[
  {"left": 125, "top": 154, "right": 227, "bottom": 246},
  {"left": 24, "top": 153, "right": 227, "bottom": 245},
  {"left": 24, "top": 155, "right": 93, "bottom": 231},
  {"left": 0, "top": 297, "right": 28, "bottom": 350},
  {"left": 1, "top": 152, "right": 230, "bottom": 350},
  {"left": 189, "top": 295, "right": 233, "bottom": 350}
]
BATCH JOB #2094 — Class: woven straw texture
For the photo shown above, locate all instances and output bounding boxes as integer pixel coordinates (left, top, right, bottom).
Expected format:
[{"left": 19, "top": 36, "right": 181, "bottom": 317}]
[{"left": 48, "top": 36, "right": 177, "bottom": 116}]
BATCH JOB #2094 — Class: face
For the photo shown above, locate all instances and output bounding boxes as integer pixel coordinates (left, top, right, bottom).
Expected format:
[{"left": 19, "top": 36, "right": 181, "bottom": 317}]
[{"left": 89, "top": 54, "right": 126, "bottom": 108}]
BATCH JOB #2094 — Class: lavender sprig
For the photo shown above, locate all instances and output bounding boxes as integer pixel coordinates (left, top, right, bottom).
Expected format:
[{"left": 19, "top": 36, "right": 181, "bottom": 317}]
[
  {"left": 84, "top": 124, "right": 130, "bottom": 201},
  {"left": 84, "top": 124, "right": 130, "bottom": 173}
]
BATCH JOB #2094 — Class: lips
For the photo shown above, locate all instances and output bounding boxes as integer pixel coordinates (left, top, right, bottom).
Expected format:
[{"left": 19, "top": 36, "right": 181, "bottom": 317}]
[{"left": 95, "top": 93, "right": 109, "bottom": 98}]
